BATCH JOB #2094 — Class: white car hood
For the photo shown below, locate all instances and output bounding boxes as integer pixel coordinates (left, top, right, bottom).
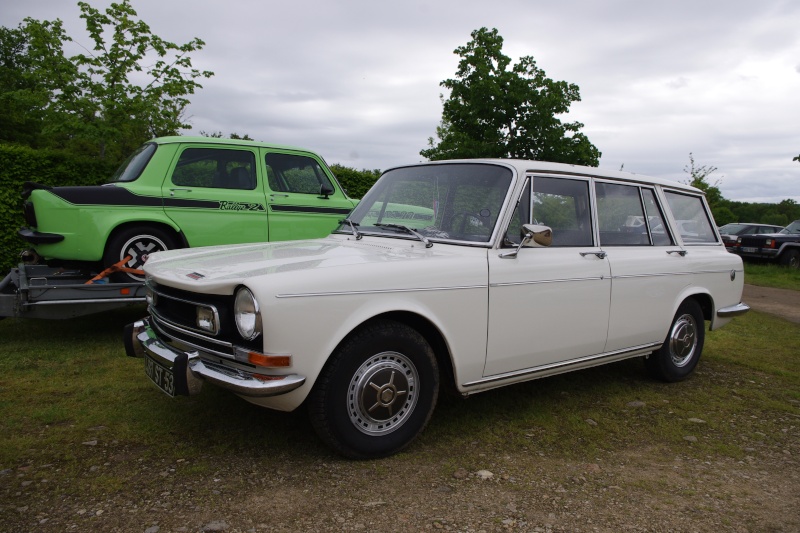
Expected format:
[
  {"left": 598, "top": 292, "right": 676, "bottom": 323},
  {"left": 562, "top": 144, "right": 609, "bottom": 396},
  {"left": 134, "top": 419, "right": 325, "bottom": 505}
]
[{"left": 143, "top": 235, "right": 476, "bottom": 294}]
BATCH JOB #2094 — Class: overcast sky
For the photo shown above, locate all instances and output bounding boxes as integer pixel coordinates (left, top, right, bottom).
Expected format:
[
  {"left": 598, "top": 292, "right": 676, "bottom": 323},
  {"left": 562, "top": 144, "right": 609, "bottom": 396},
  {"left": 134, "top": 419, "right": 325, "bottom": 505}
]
[{"left": 4, "top": 0, "right": 799, "bottom": 203}]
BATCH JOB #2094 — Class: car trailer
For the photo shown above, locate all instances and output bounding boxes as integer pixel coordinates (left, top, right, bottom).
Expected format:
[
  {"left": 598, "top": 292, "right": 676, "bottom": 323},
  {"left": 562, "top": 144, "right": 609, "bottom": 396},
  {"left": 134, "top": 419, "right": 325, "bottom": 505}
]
[{"left": 0, "top": 260, "right": 146, "bottom": 320}]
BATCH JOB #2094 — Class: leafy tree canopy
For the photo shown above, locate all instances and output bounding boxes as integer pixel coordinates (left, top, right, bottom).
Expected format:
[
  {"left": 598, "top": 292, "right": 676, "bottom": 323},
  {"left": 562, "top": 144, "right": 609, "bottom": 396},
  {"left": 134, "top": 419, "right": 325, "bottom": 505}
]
[
  {"left": 0, "top": 0, "right": 213, "bottom": 161},
  {"left": 421, "top": 27, "right": 600, "bottom": 166}
]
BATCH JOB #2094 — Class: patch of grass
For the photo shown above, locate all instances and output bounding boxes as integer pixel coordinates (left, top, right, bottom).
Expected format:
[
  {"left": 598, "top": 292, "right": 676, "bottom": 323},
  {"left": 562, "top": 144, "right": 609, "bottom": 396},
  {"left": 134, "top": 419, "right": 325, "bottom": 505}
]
[
  {"left": 0, "top": 306, "right": 798, "bottom": 492},
  {"left": 744, "top": 261, "right": 800, "bottom": 290}
]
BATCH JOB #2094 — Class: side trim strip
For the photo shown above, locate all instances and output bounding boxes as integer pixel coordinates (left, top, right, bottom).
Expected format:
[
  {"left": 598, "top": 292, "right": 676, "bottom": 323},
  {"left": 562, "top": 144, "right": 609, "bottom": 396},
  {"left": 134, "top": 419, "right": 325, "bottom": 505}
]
[
  {"left": 276, "top": 285, "right": 485, "bottom": 299},
  {"left": 491, "top": 276, "right": 604, "bottom": 288},
  {"left": 463, "top": 342, "right": 662, "bottom": 389}
]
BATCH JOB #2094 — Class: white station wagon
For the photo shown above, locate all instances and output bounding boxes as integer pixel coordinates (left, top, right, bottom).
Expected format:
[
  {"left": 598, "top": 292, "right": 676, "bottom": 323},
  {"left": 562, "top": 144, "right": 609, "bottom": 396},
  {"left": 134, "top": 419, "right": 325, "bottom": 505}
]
[{"left": 125, "top": 160, "right": 749, "bottom": 458}]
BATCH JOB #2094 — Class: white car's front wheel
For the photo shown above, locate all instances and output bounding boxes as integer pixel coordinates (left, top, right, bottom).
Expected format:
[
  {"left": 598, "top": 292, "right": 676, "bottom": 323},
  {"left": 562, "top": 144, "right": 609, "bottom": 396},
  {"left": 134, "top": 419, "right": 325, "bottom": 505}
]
[{"left": 308, "top": 320, "right": 439, "bottom": 459}]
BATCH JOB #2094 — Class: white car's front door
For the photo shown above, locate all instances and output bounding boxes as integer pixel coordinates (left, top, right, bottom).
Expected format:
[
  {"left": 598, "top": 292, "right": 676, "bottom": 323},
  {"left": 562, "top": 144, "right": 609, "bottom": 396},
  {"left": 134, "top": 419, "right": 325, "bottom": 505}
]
[
  {"left": 484, "top": 174, "right": 611, "bottom": 377},
  {"left": 486, "top": 247, "right": 611, "bottom": 376}
]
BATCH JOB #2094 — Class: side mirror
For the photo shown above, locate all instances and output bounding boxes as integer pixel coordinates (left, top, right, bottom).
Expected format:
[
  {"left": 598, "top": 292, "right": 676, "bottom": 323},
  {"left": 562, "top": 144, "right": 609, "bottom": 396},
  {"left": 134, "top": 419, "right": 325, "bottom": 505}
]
[
  {"left": 319, "top": 184, "right": 334, "bottom": 199},
  {"left": 521, "top": 224, "right": 552, "bottom": 247},
  {"left": 499, "top": 224, "right": 552, "bottom": 258}
]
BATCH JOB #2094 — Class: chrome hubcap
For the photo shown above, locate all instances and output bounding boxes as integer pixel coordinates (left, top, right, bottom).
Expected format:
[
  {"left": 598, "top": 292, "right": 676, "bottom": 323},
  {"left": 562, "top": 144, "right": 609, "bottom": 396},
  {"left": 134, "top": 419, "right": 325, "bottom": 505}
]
[
  {"left": 669, "top": 313, "right": 697, "bottom": 367},
  {"left": 348, "top": 351, "right": 418, "bottom": 435}
]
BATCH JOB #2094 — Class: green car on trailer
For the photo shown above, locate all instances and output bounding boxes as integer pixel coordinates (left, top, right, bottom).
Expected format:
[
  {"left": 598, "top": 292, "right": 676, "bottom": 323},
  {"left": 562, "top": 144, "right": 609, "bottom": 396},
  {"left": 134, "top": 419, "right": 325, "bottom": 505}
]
[
  {"left": 3, "top": 137, "right": 356, "bottom": 319},
  {"left": 18, "top": 136, "right": 357, "bottom": 282}
]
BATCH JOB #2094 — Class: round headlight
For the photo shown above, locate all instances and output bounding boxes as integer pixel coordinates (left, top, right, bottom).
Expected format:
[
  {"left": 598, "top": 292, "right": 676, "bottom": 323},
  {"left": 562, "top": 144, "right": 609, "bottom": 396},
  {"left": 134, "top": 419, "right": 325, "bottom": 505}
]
[{"left": 234, "top": 287, "right": 262, "bottom": 340}]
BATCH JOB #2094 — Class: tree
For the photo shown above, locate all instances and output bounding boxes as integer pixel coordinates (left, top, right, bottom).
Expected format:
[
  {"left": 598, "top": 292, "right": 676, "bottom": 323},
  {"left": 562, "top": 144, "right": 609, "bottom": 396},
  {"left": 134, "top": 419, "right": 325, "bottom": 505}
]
[
  {"left": 0, "top": 20, "right": 76, "bottom": 147},
  {"left": 0, "top": 0, "right": 213, "bottom": 161},
  {"left": 683, "top": 153, "right": 723, "bottom": 206},
  {"left": 421, "top": 27, "right": 600, "bottom": 166}
]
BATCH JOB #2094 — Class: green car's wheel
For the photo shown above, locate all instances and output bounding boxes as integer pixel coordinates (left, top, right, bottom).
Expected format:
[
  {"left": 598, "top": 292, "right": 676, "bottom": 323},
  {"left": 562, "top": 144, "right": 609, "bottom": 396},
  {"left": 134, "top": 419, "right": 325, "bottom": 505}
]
[{"left": 103, "top": 226, "right": 177, "bottom": 283}]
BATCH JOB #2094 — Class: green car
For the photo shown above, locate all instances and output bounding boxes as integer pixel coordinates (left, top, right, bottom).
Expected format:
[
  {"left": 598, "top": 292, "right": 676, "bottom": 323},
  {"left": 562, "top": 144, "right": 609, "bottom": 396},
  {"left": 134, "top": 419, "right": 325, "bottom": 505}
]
[{"left": 19, "top": 137, "right": 357, "bottom": 282}]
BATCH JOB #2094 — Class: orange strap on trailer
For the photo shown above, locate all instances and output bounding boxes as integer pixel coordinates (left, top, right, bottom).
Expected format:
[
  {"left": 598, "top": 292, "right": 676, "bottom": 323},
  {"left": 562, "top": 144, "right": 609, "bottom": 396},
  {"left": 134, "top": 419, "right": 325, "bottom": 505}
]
[{"left": 84, "top": 256, "right": 144, "bottom": 284}]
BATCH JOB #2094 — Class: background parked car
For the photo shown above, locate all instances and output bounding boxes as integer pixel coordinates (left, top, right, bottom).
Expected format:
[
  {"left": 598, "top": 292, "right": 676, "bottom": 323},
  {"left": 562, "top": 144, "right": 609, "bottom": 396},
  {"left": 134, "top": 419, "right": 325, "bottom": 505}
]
[
  {"left": 718, "top": 222, "right": 784, "bottom": 250},
  {"left": 734, "top": 220, "right": 800, "bottom": 268},
  {"left": 18, "top": 137, "right": 357, "bottom": 281}
]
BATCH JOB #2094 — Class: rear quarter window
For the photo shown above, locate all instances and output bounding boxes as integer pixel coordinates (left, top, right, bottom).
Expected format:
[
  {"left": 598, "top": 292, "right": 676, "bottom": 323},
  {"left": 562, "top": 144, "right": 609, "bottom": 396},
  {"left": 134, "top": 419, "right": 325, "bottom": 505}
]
[{"left": 663, "top": 191, "right": 719, "bottom": 244}]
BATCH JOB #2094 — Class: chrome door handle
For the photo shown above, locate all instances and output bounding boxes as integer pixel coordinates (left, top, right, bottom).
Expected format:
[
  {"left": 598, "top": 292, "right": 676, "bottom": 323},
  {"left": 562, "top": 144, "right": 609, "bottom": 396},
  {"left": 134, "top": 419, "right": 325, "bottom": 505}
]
[
  {"left": 667, "top": 250, "right": 688, "bottom": 256},
  {"left": 580, "top": 251, "right": 607, "bottom": 259},
  {"left": 270, "top": 193, "right": 290, "bottom": 198},
  {"left": 169, "top": 188, "right": 192, "bottom": 196}
]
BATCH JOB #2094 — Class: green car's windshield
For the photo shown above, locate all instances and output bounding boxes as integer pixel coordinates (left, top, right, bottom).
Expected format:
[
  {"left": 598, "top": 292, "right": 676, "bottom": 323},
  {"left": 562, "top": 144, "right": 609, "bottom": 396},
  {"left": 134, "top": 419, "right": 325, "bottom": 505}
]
[
  {"left": 339, "top": 163, "right": 513, "bottom": 244},
  {"left": 108, "top": 143, "right": 157, "bottom": 183}
]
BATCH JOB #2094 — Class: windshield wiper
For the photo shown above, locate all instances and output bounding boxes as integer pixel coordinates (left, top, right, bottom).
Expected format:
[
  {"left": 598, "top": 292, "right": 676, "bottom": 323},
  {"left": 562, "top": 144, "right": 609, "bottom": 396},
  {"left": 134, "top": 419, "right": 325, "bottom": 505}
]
[
  {"left": 341, "top": 218, "right": 362, "bottom": 240},
  {"left": 375, "top": 223, "right": 432, "bottom": 248}
]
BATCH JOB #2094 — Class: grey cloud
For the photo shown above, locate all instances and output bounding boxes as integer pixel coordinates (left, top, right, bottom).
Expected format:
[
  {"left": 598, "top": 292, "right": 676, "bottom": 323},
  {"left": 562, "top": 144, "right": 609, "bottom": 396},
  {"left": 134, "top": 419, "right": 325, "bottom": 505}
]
[{"left": 2, "top": 0, "right": 799, "bottom": 201}]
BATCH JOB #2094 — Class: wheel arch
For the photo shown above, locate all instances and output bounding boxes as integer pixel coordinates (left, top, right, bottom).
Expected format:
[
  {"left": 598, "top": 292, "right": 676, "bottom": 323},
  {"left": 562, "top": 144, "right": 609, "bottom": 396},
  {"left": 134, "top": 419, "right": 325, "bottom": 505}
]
[
  {"left": 317, "top": 310, "right": 457, "bottom": 397},
  {"left": 686, "top": 291, "right": 713, "bottom": 323},
  {"left": 103, "top": 220, "right": 187, "bottom": 257}
]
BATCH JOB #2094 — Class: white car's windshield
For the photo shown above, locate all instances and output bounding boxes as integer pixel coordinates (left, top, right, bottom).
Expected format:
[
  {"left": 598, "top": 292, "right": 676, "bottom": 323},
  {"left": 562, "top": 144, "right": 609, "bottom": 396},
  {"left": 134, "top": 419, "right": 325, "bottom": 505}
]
[{"left": 340, "top": 163, "right": 514, "bottom": 245}]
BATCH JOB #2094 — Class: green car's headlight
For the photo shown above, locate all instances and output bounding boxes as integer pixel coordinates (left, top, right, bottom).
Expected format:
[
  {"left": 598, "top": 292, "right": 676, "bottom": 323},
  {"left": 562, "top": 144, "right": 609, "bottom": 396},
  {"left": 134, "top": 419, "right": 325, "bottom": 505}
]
[{"left": 234, "top": 287, "right": 262, "bottom": 340}]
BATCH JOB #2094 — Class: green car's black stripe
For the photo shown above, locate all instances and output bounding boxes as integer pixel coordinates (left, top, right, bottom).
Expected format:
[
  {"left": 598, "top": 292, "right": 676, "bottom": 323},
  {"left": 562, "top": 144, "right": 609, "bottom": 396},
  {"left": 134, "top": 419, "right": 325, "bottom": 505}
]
[
  {"left": 47, "top": 186, "right": 253, "bottom": 210},
  {"left": 50, "top": 186, "right": 163, "bottom": 207},
  {"left": 269, "top": 204, "right": 352, "bottom": 215}
]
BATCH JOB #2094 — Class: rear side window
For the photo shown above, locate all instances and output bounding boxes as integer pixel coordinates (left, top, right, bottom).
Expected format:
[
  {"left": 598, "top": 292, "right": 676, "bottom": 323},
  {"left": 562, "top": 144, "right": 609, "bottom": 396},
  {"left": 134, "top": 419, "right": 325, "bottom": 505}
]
[
  {"left": 109, "top": 143, "right": 156, "bottom": 183},
  {"left": 595, "top": 182, "right": 674, "bottom": 246},
  {"left": 663, "top": 191, "right": 718, "bottom": 244},
  {"left": 265, "top": 153, "right": 333, "bottom": 195},
  {"left": 171, "top": 148, "right": 257, "bottom": 190}
]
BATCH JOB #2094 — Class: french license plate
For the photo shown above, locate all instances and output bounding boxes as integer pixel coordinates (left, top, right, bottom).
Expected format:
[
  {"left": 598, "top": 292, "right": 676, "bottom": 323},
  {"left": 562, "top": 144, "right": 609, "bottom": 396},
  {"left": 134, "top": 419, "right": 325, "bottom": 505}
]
[
  {"left": 741, "top": 247, "right": 758, "bottom": 253},
  {"left": 145, "top": 354, "right": 176, "bottom": 396}
]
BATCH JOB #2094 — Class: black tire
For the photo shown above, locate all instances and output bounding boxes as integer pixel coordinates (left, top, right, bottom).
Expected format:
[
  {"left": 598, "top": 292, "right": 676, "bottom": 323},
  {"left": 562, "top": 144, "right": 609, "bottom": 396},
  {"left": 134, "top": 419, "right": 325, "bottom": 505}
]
[
  {"left": 103, "top": 226, "right": 178, "bottom": 283},
  {"left": 779, "top": 249, "right": 800, "bottom": 269},
  {"left": 646, "top": 299, "right": 705, "bottom": 382},
  {"left": 308, "top": 319, "right": 439, "bottom": 459}
]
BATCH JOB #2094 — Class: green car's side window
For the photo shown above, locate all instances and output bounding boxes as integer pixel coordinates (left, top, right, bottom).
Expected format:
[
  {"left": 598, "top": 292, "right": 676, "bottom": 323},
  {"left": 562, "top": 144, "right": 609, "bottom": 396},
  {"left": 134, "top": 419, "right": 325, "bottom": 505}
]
[
  {"left": 265, "top": 153, "right": 333, "bottom": 194},
  {"left": 171, "top": 148, "right": 257, "bottom": 190}
]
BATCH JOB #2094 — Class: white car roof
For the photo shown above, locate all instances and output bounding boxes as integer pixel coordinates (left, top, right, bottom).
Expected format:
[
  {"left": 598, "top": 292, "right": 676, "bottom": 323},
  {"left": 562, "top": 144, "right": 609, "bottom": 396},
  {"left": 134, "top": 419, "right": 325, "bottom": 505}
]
[{"left": 389, "top": 159, "right": 703, "bottom": 194}]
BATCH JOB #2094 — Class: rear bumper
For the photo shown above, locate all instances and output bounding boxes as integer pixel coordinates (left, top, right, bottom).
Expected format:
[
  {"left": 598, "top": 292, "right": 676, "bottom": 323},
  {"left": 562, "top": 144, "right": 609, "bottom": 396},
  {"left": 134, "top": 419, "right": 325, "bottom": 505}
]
[
  {"left": 734, "top": 247, "right": 778, "bottom": 260},
  {"left": 717, "top": 302, "right": 750, "bottom": 318},
  {"left": 17, "top": 228, "right": 64, "bottom": 245},
  {"left": 124, "top": 319, "right": 306, "bottom": 398}
]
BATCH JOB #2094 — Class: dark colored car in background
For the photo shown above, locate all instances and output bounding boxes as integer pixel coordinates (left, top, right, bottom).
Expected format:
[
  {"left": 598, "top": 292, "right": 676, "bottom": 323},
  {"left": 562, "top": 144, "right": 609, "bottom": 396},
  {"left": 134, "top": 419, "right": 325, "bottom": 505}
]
[
  {"left": 718, "top": 223, "right": 784, "bottom": 250},
  {"left": 734, "top": 220, "right": 800, "bottom": 268}
]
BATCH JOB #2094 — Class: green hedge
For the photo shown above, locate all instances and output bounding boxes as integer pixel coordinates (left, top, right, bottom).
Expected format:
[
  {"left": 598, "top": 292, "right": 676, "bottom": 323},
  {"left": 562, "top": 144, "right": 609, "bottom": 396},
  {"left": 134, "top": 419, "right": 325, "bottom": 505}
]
[
  {"left": 330, "top": 164, "right": 381, "bottom": 200},
  {"left": 0, "top": 144, "right": 117, "bottom": 273}
]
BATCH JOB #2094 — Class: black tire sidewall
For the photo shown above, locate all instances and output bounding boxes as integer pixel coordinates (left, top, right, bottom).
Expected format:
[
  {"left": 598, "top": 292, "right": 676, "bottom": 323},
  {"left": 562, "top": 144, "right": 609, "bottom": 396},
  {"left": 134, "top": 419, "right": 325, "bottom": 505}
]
[
  {"left": 647, "top": 299, "right": 705, "bottom": 382},
  {"left": 309, "top": 320, "right": 439, "bottom": 459},
  {"left": 780, "top": 249, "right": 800, "bottom": 268},
  {"left": 103, "top": 226, "right": 176, "bottom": 282}
]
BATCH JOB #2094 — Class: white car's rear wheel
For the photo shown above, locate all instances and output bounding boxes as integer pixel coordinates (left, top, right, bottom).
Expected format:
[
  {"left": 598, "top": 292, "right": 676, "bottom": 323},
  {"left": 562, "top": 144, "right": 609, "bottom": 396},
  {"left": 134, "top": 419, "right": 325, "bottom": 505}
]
[{"left": 646, "top": 299, "right": 705, "bottom": 382}]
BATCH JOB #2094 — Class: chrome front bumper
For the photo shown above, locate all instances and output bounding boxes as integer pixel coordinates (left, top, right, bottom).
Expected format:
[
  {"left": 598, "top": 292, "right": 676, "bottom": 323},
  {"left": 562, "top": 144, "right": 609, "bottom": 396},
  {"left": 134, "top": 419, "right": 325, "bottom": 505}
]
[{"left": 124, "top": 319, "right": 306, "bottom": 398}]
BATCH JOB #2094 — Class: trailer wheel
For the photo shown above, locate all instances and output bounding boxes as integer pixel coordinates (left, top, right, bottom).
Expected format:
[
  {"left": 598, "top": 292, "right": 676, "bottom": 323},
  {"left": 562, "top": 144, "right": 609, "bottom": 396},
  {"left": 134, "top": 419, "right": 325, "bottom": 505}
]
[{"left": 103, "top": 226, "right": 178, "bottom": 282}]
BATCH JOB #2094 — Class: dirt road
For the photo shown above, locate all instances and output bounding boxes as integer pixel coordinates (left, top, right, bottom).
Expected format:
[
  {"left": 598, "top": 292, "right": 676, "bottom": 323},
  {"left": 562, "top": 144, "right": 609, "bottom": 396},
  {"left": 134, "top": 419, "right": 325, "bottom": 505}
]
[{"left": 743, "top": 284, "right": 800, "bottom": 323}]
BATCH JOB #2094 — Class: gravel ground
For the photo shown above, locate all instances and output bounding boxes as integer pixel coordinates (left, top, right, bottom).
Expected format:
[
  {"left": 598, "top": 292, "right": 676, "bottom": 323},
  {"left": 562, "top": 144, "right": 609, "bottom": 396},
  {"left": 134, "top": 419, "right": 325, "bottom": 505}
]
[{"left": 1, "top": 285, "right": 798, "bottom": 533}]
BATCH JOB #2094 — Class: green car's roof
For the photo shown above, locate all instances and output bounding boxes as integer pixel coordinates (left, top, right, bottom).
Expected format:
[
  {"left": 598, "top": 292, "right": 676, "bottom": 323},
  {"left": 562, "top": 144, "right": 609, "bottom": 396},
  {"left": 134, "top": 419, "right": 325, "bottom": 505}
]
[{"left": 150, "top": 136, "right": 316, "bottom": 153}]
